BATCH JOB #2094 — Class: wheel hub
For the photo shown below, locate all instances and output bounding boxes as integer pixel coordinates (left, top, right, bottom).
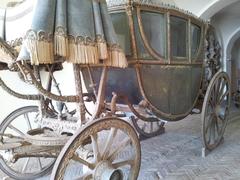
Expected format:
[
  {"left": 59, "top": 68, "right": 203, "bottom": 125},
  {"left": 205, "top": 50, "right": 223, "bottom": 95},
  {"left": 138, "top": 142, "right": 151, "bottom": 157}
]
[
  {"left": 215, "top": 105, "right": 222, "bottom": 116},
  {"left": 94, "top": 161, "right": 123, "bottom": 180}
]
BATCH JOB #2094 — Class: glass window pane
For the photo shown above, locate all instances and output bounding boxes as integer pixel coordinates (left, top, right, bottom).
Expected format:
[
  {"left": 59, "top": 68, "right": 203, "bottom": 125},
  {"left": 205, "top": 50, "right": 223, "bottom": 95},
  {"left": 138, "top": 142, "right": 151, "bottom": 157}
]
[
  {"left": 191, "top": 24, "right": 201, "bottom": 58},
  {"left": 133, "top": 12, "right": 152, "bottom": 59},
  {"left": 111, "top": 12, "right": 131, "bottom": 56},
  {"left": 170, "top": 16, "right": 187, "bottom": 58},
  {"left": 141, "top": 11, "right": 166, "bottom": 58}
]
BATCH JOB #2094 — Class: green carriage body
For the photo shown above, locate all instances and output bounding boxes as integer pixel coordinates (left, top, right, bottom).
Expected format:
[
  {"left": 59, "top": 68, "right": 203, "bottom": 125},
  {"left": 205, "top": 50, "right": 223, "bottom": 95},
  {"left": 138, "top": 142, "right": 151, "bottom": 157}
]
[{"left": 83, "top": 1, "right": 206, "bottom": 121}]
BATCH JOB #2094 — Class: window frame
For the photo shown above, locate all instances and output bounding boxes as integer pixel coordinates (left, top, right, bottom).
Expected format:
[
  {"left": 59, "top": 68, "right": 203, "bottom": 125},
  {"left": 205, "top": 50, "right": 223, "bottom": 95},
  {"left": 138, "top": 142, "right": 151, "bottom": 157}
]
[
  {"left": 169, "top": 15, "right": 189, "bottom": 61},
  {"left": 109, "top": 10, "right": 133, "bottom": 58},
  {"left": 138, "top": 9, "right": 168, "bottom": 61},
  {"left": 136, "top": 7, "right": 168, "bottom": 62},
  {"left": 109, "top": 4, "right": 205, "bottom": 65}
]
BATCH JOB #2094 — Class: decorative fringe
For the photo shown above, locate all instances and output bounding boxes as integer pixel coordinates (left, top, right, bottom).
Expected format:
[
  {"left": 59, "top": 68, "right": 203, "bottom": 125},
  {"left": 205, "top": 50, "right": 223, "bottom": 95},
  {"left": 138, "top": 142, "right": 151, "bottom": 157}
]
[
  {"left": 25, "top": 39, "right": 54, "bottom": 65},
  {"left": 105, "top": 48, "right": 128, "bottom": 68},
  {"left": 22, "top": 30, "right": 128, "bottom": 68},
  {"left": 0, "top": 40, "right": 16, "bottom": 64},
  {"left": 67, "top": 41, "right": 98, "bottom": 64},
  {"left": 14, "top": 45, "right": 22, "bottom": 53},
  {"left": 54, "top": 34, "right": 68, "bottom": 58},
  {"left": 97, "top": 41, "right": 108, "bottom": 60},
  {"left": 0, "top": 47, "right": 13, "bottom": 64}
]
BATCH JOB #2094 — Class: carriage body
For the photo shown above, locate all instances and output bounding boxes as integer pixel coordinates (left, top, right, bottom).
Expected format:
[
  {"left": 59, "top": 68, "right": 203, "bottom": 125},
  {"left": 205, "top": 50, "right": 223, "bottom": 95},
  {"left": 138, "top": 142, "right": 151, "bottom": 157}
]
[{"left": 83, "top": 1, "right": 206, "bottom": 121}]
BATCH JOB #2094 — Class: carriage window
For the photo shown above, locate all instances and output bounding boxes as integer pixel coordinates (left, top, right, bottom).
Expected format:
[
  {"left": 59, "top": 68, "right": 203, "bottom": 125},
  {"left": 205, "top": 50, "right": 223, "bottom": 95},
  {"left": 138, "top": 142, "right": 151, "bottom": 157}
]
[
  {"left": 170, "top": 16, "right": 187, "bottom": 58},
  {"left": 111, "top": 12, "right": 131, "bottom": 56},
  {"left": 133, "top": 11, "right": 152, "bottom": 59},
  {"left": 191, "top": 24, "right": 201, "bottom": 58},
  {"left": 141, "top": 11, "right": 166, "bottom": 58}
]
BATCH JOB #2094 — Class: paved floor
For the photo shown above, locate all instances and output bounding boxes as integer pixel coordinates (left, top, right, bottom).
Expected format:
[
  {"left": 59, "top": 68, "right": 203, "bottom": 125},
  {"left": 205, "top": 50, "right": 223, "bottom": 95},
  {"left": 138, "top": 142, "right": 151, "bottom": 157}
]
[
  {"left": 1, "top": 110, "right": 240, "bottom": 180},
  {"left": 138, "top": 113, "right": 240, "bottom": 180}
]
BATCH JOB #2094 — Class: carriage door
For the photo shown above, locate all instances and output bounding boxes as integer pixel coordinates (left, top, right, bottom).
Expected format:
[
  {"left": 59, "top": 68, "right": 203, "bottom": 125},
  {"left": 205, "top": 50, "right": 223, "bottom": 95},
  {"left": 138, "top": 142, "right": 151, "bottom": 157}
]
[{"left": 169, "top": 15, "right": 203, "bottom": 117}]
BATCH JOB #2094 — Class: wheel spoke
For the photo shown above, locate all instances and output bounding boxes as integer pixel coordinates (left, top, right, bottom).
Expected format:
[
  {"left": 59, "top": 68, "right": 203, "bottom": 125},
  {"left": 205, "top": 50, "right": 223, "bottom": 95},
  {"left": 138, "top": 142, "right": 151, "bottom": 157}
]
[
  {"left": 207, "top": 118, "right": 215, "bottom": 144},
  {"left": 108, "top": 137, "right": 132, "bottom": 162},
  {"left": 22, "top": 158, "right": 30, "bottom": 173},
  {"left": 37, "top": 158, "right": 43, "bottom": 170},
  {"left": 205, "top": 113, "right": 214, "bottom": 134},
  {"left": 73, "top": 172, "right": 92, "bottom": 180},
  {"left": 211, "top": 119, "right": 216, "bottom": 144},
  {"left": 142, "top": 123, "right": 147, "bottom": 132},
  {"left": 112, "top": 159, "right": 134, "bottom": 169},
  {"left": 215, "top": 117, "right": 220, "bottom": 135},
  {"left": 219, "top": 90, "right": 229, "bottom": 104},
  {"left": 209, "top": 98, "right": 215, "bottom": 109},
  {"left": 90, "top": 134, "right": 101, "bottom": 163},
  {"left": 214, "top": 78, "right": 221, "bottom": 102},
  {"left": 24, "top": 113, "right": 32, "bottom": 130},
  {"left": 150, "top": 122, "right": 153, "bottom": 133},
  {"left": 8, "top": 124, "right": 25, "bottom": 136},
  {"left": 218, "top": 79, "right": 226, "bottom": 100},
  {"left": 72, "top": 154, "right": 95, "bottom": 170},
  {"left": 102, "top": 128, "right": 118, "bottom": 160}
]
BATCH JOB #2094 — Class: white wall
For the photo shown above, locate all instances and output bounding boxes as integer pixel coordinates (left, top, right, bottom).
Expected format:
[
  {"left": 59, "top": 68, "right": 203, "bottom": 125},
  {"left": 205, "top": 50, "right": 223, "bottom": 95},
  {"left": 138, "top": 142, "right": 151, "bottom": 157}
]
[
  {"left": 0, "top": 63, "right": 79, "bottom": 121},
  {"left": 209, "top": 1, "right": 240, "bottom": 74},
  {"left": 0, "top": 70, "right": 38, "bottom": 119}
]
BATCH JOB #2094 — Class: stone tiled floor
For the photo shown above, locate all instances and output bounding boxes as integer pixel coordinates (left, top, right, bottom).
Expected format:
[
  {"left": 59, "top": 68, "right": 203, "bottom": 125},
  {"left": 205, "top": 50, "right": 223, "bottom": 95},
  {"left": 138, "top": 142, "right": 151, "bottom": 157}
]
[{"left": 1, "top": 110, "right": 240, "bottom": 179}]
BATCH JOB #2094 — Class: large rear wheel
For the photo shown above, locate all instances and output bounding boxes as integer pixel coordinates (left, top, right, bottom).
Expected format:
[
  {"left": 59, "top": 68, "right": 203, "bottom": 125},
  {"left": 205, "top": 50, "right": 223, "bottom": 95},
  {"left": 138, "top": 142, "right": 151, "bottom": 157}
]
[{"left": 202, "top": 71, "right": 230, "bottom": 150}]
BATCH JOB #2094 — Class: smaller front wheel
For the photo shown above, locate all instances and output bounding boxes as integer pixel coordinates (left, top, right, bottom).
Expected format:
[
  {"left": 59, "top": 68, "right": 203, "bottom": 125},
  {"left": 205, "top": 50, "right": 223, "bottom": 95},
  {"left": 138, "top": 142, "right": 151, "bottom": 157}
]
[
  {"left": 51, "top": 117, "right": 141, "bottom": 180},
  {"left": 202, "top": 71, "right": 230, "bottom": 150}
]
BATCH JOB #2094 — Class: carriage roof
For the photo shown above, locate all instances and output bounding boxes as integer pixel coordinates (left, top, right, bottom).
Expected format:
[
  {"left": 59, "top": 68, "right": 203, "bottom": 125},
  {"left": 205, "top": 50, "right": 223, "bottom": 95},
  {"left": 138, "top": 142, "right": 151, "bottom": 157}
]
[{"left": 107, "top": 0, "right": 205, "bottom": 23}]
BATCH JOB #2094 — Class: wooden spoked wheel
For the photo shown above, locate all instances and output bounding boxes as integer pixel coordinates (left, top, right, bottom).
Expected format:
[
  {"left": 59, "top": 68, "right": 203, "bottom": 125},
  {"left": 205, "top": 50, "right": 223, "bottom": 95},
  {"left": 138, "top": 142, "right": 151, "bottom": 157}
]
[
  {"left": 50, "top": 117, "right": 141, "bottom": 180},
  {"left": 131, "top": 116, "right": 165, "bottom": 140},
  {"left": 0, "top": 106, "right": 55, "bottom": 180},
  {"left": 202, "top": 71, "right": 230, "bottom": 150}
]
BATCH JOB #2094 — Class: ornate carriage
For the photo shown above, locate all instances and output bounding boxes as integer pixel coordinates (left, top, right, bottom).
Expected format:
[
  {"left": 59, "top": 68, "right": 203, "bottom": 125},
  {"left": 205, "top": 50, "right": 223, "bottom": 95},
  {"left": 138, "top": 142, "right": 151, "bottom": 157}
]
[{"left": 0, "top": 0, "right": 230, "bottom": 179}]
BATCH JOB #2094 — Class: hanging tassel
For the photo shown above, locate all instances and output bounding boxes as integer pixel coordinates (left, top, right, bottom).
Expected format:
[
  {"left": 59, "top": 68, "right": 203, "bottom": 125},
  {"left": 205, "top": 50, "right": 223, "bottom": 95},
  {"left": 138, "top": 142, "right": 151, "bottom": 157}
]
[
  {"left": 54, "top": 27, "right": 68, "bottom": 58},
  {"left": 67, "top": 37, "right": 98, "bottom": 64},
  {"left": 97, "top": 41, "right": 108, "bottom": 60},
  {"left": 96, "top": 35, "right": 108, "bottom": 60},
  {"left": 25, "top": 30, "right": 54, "bottom": 65},
  {"left": 106, "top": 45, "right": 128, "bottom": 68},
  {"left": 54, "top": 34, "right": 68, "bottom": 57}
]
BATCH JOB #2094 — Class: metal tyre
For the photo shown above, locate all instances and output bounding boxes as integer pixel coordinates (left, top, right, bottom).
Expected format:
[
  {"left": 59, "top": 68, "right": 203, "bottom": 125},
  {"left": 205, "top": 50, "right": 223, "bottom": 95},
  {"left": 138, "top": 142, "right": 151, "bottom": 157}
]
[{"left": 51, "top": 117, "right": 141, "bottom": 180}]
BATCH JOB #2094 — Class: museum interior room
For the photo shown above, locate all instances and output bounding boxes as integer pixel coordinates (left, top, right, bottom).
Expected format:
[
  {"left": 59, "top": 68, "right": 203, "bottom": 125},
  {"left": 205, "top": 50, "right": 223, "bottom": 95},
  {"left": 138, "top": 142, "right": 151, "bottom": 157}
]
[{"left": 0, "top": 0, "right": 240, "bottom": 179}]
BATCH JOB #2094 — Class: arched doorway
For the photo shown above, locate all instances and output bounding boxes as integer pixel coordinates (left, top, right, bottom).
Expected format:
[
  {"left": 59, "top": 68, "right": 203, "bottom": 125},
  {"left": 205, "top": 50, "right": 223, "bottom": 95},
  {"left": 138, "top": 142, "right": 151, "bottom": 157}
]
[
  {"left": 230, "top": 37, "right": 240, "bottom": 94},
  {"left": 199, "top": 0, "right": 239, "bottom": 20},
  {"left": 225, "top": 28, "right": 240, "bottom": 94}
]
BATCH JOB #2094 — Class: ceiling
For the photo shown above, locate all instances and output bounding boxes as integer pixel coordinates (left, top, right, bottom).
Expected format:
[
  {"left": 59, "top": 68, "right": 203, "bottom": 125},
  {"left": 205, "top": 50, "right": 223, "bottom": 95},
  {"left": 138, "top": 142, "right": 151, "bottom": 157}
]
[{"left": 0, "top": 0, "right": 23, "bottom": 8}]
